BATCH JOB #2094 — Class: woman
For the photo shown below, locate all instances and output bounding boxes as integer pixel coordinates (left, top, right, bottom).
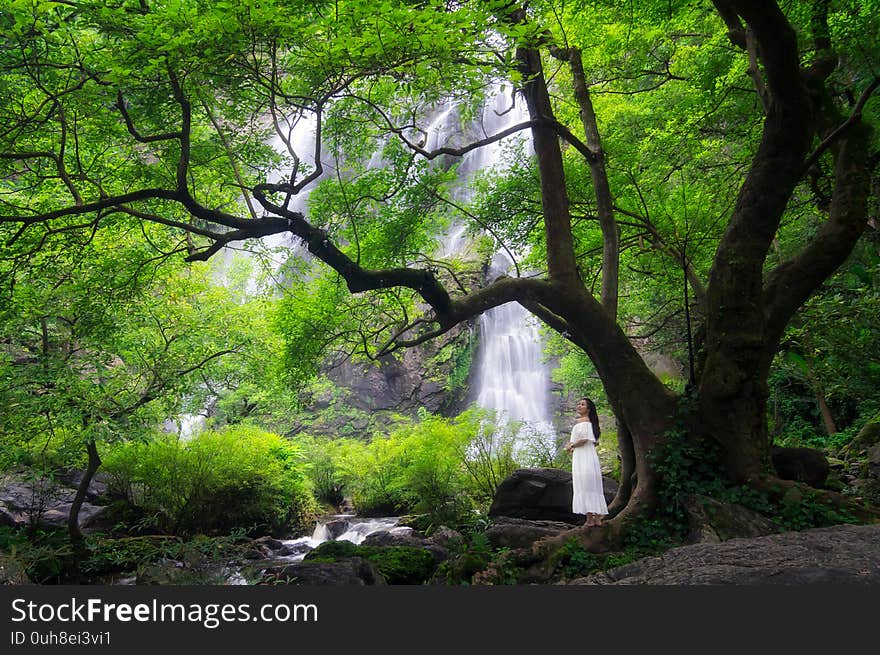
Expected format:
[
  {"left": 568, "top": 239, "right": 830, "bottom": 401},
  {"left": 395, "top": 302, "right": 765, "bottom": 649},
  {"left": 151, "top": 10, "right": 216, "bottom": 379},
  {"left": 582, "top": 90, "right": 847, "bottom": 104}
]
[{"left": 564, "top": 397, "right": 608, "bottom": 527}]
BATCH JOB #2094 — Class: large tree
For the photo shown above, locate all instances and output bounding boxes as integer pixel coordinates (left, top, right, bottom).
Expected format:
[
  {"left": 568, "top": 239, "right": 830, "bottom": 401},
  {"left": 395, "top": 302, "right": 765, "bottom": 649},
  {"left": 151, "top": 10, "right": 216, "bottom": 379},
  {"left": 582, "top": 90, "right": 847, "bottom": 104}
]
[{"left": 2, "top": 0, "right": 878, "bottom": 554}]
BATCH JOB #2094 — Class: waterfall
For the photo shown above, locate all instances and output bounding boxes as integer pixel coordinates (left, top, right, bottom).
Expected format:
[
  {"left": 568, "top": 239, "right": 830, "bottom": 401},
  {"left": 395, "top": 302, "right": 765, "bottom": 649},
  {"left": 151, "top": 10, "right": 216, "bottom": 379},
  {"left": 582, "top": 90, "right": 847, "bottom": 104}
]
[
  {"left": 436, "top": 86, "right": 557, "bottom": 463},
  {"left": 185, "top": 83, "right": 556, "bottom": 457},
  {"left": 472, "top": 253, "right": 557, "bottom": 462}
]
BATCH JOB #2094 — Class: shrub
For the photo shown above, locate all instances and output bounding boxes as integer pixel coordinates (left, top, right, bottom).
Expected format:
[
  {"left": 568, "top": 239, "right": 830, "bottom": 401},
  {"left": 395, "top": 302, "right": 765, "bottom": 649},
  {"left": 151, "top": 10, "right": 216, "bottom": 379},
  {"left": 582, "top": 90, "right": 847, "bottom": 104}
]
[{"left": 102, "top": 426, "right": 317, "bottom": 536}]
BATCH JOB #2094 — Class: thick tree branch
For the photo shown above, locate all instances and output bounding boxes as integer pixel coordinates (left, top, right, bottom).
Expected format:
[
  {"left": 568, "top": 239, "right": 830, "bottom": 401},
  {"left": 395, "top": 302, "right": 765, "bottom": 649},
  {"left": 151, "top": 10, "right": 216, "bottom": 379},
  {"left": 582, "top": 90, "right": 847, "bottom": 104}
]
[
  {"left": 552, "top": 46, "right": 620, "bottom": 318},
  {"left": 251, "top": 189, "right": 453, "bottom": 315},
  {"left": 764, "top": 121, "right": 873, "bottom": 347}
]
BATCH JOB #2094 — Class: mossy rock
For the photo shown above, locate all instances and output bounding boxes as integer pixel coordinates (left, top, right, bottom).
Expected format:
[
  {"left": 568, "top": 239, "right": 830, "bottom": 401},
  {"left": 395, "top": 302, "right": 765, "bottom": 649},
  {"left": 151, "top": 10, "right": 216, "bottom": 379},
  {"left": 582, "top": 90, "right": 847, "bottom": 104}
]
[
  {"left": 304, "top": 541, "right": 436, "bottom": 584},
  {"left": 841, "top": 420, "right": 880, "bottom": 459}
]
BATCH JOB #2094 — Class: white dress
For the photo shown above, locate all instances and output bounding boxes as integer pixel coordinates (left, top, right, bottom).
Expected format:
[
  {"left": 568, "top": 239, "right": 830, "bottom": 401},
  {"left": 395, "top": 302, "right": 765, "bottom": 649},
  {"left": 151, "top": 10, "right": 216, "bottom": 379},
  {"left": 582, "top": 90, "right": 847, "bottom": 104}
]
[{"left": 570, "top": 421, "right": 608, "bottom": 516}]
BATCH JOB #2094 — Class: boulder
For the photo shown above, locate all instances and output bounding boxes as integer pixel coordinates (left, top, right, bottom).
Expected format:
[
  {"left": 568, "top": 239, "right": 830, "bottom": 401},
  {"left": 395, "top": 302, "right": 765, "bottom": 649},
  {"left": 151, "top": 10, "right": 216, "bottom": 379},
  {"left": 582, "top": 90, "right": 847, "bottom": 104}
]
[
  {"left": 771, "top": 447, "right": 830, "bottom": 488},
  {"left": 322, "top": 518, "right": 352, "bottom": 540},
  {"left": 842, "top": 420, "right": 880, "bottom": 460},
  {"left": 429, "top": 527, "right": 464, "bottom": 548},
  {"left": 681, "top": 494, "right": 779, "bottom": 544},
  {"left": 570, "top": 523, "right": 880, "bottom": 585},
  {"left": 488, "top": 468, "right": 618, "bottom": 524},
  {"left": 58, "top": 469, "right": 111, "bottom": 502},
  {"left": 484, "top": 517, "right": 575, "bottom": 550},
  {"left": 0, "top": 505, "right": 25, "bottom": 528},
  {"left": 252, "top": 536, "right": 286, "bottom": 552},
  {"left": 0, "top": 472, "right": 109, "bottom": 531}
]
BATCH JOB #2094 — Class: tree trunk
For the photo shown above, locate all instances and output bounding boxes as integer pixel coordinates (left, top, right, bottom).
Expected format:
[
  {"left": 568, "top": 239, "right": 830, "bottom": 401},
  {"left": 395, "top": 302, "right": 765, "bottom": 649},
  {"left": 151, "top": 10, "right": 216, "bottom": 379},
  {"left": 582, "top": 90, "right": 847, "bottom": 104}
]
[
  {"left": 68, "top": 439, "right": 101, "bottom": 546},
  {"left": 608, "top": 420, "right": 635, "bottom": 515}
]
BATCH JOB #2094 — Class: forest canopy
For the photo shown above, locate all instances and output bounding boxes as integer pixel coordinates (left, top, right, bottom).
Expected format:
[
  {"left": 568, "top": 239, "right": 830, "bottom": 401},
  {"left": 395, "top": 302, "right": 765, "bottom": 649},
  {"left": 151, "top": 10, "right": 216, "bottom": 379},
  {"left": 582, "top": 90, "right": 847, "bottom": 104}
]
[{"left": 1, "top": 0, "right": 879, "bottom": 578}]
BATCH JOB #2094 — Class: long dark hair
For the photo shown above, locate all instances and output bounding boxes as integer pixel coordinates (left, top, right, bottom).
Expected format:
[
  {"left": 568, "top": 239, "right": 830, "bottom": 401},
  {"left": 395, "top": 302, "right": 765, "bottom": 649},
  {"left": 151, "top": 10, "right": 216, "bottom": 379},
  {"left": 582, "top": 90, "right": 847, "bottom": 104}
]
[{"left": 579, "top": 397, "right": 601, "bottom": 443}]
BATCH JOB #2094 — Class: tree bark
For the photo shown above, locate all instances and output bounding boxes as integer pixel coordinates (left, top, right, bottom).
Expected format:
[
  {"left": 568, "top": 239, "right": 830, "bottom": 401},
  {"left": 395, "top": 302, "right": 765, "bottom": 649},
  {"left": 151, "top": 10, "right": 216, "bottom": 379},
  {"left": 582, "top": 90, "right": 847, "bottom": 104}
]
[
  {"left": 68, "top": 439, "right": 101, "bottom": 546},
  {"left": 565, "top": 48, "right": 619, "bottom": 318},
  {"left": 608, "top": 422, "right": 635, "bottom": 515}
]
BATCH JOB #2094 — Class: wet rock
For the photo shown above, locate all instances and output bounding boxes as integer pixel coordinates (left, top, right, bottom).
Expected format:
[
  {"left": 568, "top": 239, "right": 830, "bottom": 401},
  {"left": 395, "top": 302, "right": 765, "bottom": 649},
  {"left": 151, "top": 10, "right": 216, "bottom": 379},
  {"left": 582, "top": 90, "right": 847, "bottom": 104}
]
[
  {"left": 252, "top": 536, "right": 285, "bottom": 551},
  {"left": 323, "top": 518, "right": 351, "bottom": 540}
]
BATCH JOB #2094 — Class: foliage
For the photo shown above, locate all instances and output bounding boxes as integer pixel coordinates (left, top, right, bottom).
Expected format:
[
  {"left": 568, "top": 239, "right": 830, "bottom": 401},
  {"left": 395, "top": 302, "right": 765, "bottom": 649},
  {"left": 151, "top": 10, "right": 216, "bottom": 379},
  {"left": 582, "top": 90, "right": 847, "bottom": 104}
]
[
  {"left": 769, "top": 238, "right": 880, "bottom": 452},
  {"left": 0, "top": 526, "right": 251, "bottom": 584},
  {"left": 303, "top": 540, "right": 437, "bottom": 584},
  {"left": 1, "top": 0, "right": 878, "bottom": 576},
  {"left": 0, "top": 223, "right": 267, "bottom": 470},
  {"left": 292, "top": 408, "right": 533, "bottom": 529},
  {"left": 101, "top": 426, "right": 317, "bottom": 536},
  {"left": 550, "top": 538, "right": 641, "bottom": 581},
  {"left": 432, "top": 530, "right": 495, "bottom": 585},
  {"left": 646, "top": 404, "right": 863, "bottom": 540}
]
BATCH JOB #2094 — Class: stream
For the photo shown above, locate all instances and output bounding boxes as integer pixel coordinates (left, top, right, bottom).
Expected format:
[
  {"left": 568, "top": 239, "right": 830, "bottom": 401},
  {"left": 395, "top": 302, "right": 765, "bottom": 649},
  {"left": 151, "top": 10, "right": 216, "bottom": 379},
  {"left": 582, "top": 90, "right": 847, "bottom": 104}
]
[{"left": 273, "top": 514, "right": 408, "bottom": 562}]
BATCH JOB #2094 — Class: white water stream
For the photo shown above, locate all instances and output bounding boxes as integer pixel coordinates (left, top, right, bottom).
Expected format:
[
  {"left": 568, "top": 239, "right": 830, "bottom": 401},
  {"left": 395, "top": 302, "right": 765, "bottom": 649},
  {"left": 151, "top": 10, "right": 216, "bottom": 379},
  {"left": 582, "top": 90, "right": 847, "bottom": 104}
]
[{"left": 275, "top": 515, "right": 409, "bottom": 562}]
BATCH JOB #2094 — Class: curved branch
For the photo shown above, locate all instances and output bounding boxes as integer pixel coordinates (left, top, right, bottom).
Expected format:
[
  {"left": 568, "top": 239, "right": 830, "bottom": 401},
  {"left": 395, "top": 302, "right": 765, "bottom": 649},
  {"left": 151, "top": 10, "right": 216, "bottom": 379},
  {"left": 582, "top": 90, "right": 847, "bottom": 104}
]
[
  {"left": 115, "top": 91, "right": 182, "bottom": 143},
  {"left": 251, "top": 188, "right": 453, "bottom": 314}
]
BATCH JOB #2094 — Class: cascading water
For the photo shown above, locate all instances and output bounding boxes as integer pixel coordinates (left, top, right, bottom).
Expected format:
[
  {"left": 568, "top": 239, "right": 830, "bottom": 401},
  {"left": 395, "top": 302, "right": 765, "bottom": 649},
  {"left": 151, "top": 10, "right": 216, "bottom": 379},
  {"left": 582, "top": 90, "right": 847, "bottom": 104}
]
[
  {"left": 274, "top": 516, "right": 409, "bottom": 562},
  {"left": 438, "top": 87, "right": 558, "bottom": 462},
  {"left": 472, "top": 255, "right": 556, "bottom": 462}
]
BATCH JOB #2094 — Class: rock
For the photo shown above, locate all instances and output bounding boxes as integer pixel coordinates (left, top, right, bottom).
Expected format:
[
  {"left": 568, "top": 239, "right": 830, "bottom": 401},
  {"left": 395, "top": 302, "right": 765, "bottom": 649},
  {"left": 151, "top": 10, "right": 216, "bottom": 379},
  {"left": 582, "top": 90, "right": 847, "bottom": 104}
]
[
  {"left": 771, "top": 447, "right": 830, "bottom": 488},
  {"left": 0, "top": 473, "right": 109, "bottom": 531},
  {"left": 361, "top": 530, "right": 448, "bottom": 563},
  {"left": 322, "top": 518, "right": 351, "bottom": 540},
  {"left": 429, "top": 527, "right": 464, "bottom": 548},
  {"left": 570, "top": 523, "right": 880, "bottom": 585},
  {"left": 484, "top": 517, "right": 575, "bottom": 550},
  {"left": 843, "top": 421, "right": 880, "bottom": 459},
  {"left": 867, "top": 444, "right": 880, "bottom": 467},
  {"left": 488, "top": 468, "right": 618, "bottom": 524},
  {"left": 31, "top": 502, "right": 108, "bottom": 532},
  {"left": 252, "top": 536, "right": 285, "bottom": 551},
  {"left": 58, "top": 470, "right": 111, "bottom": 502},
  {"left": 681, "top": 494, "right": 779, "bottom": 544},
  {"left": 259, "top": 558, "right": 386, "bottom": 585},
  {"left": 0, "top": 504, "right": 25, "bottom": 528}
]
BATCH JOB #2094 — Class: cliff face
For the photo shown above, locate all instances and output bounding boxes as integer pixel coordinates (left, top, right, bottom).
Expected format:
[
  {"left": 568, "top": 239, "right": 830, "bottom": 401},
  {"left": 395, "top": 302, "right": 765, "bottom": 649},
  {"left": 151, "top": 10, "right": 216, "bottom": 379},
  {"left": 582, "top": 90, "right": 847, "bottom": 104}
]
[{"left": 287, "top": 321, "right": 476, "bottom": 439}]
